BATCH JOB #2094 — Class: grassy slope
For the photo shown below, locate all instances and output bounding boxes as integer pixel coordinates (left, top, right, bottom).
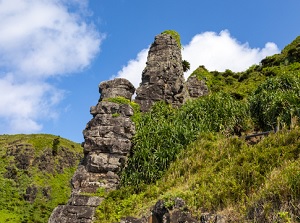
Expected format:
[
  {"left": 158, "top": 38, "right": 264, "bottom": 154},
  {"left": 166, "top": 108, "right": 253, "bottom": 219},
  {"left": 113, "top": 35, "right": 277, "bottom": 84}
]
[
  {"left": 0, "top": 134, "right": 83, "bottom": 223},
  {"left": 190, "top": 35, "right": 300, "bottom": 100},
  {"left": 97, "top": 129, "right": 300, "bottom": 222}
]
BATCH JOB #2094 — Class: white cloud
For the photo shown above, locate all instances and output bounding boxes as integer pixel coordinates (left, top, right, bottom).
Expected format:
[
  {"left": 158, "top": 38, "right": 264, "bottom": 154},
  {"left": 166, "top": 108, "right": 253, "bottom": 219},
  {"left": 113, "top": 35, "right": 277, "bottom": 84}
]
[
  {"left": 0, "top": 0, "right": 103, "bottom": 79},
  {"left": 0, "top": 74, "right": 64, "bottom": 133},
  {"left": 0, "top": 0, "right": 102, "bottom": 133},
  {"left": 182, "top": 30, "right": 279, "bottom": 78},
  {"left": 115, "top": 30, "right": 279, "bottom": 88},
  {"left": 115, "top": 48, "right": 149, "bottom": 88}
]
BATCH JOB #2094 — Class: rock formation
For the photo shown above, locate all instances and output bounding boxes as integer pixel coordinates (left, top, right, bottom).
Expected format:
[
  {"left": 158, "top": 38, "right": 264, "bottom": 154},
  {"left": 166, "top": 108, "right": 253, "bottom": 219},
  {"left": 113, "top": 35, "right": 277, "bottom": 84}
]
[
  {"left": 120, "top": 198, "right": 225, "bottom": 223},
  {"left": 185, "top": 75, "right": 209, "bottom": 98},
  {"left": 49, "top": 31, "right": 210, "bottom": 222},
  {"left": 49, "top": 78, "right": 135, "bottom": 223},
  {"left": 135, "top": 32, "right": 187, "bottom": 112}
]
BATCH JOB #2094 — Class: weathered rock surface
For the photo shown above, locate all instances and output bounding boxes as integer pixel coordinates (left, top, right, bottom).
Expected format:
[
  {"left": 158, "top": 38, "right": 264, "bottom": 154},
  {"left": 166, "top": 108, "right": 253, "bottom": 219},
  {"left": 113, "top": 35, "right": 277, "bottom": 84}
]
[
  {"left": 200, "top": 213, "right": 226, "bottom": 223},
  {"left": 49, "top": 78, "right": 136, "bottom": 223},
  {"left": 120, "top": 198, "right": 226, "bottom": 223},
  {"left": 99, "top": 78, "right": 135, "bottom": 101},
  {"left": 135, "top": 33, "right": 187, "bottom": 112},
  {"left": 24, "top": 185, "right": 38, "bottom": 203},
  {"left": 49, "top": 204, "right": 96, "bottom": 223},
  {"left": 185, "top": 75, "right": 209, "bottom": 99},
  {"left": 6, "top": 143, "right": 35, "bottom": 170}
]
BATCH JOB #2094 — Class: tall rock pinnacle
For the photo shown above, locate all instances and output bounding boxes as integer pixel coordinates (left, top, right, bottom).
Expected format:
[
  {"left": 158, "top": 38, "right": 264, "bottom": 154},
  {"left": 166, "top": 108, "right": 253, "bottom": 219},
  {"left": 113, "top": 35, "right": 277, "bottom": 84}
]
[
  {"left": 49, "top": 78, "right": 136, "bottom": 223},
  {"left": 135, "top": 32, "right": 187, "bottom": 112}
]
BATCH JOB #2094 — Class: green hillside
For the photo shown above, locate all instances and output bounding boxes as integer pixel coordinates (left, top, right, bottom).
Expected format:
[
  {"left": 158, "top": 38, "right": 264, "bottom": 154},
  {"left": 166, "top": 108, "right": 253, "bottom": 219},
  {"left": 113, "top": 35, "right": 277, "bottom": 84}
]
[
  {"left": 0, "top": 134, "right": 83, "bottom": 223},
  {"left": 190, "top": 35, "right": 300, "bottom": 100},
  {"left": 97, "top": 130, "right": 300, "bottom": 222},
  {"left": 95, "top": 35, "right": 300, "bottom": 223}
]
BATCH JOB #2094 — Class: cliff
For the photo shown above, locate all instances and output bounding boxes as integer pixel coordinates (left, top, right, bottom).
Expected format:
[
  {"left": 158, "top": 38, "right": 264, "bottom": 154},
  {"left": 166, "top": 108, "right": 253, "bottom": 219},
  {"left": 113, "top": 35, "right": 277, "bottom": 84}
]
[
  {"left": 135, "top": 32, "right": 187, "bottom": 112},
  {"left": 0, "top": 134, "right": 83, "bottom": 222}
]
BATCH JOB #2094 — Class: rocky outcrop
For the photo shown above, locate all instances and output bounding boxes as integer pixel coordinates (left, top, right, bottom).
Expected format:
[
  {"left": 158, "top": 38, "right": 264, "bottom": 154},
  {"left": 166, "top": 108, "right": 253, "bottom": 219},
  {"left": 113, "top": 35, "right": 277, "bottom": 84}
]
[
  {"left": 135, "top": 33, "right": 187, "bottom": 112},
  {"left": 185, "top": 75, "right": 209, "bottom": 99},
  {"left": 120, "top": 198, "right": 226, "bottom": 223},
  {"left": 99, "top": 78, "right": 135, "bottom": 102},
  {"left": 49, "top": 78, "right": 136, "bottom": 223}
]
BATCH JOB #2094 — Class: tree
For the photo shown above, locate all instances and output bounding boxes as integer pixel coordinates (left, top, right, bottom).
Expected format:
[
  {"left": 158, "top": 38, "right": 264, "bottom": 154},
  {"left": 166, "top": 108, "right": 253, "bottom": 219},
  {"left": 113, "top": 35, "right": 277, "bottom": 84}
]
[{"left": 182, "top": 60, "right": 190, "bottom": 72}]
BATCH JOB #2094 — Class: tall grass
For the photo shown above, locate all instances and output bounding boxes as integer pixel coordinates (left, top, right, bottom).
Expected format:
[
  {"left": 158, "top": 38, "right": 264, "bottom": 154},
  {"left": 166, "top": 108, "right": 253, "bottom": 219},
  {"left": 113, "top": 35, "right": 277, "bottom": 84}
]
[
  {"left": 96, "top": 128, "right": 300, "bottom": 223},
  {"left": 121, "top": 92, "right": 250, "bottom": 188},
  {"left": 250, "top": 73, "right": 300, "bottom": 130}
]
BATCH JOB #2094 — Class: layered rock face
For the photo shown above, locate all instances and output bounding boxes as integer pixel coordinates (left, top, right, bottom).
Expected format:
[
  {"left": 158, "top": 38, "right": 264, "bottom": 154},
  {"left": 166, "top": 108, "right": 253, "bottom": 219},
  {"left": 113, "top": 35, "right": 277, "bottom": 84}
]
[
  {"left": 135, "top": 33, "right": 187, "bottom": 112},
  {"left": 185, "top": 75, "right": 209, "bottom": 98},
  {"left": 49, "top": 78, "right": 135, "bottom": 223}
]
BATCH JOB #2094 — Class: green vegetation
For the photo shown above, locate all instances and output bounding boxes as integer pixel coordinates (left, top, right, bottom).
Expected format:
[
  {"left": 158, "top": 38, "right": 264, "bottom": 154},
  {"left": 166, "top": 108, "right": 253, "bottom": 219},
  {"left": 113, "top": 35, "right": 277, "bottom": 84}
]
[
  {"left": 161, "top": 30, "right": 181, "bottom": 48},
  {"left": 121, "top": 93, "right": 250, "bottom": 188},
  {"left": 250, "top": 73, "right": 300, "bottom": 130},
  {"left": 104, "top": 96, "right": 141, "bottom": 123},
  {"left": 182, "top": 60, "right": 191, "bottom": 72},
  {"left": 189, "top": 65, "right": 267, "bottom": 99},
  {"left": 190, "top": 37, "right": 300, "bottom": 100},
  {"left": 0, "top": 134, "right": 82, "bottom": 223},
  {"left": 261, "top": 36, "right": 300, "bottom": 67},
  {"left": 96, "top": 129, "right": 300, "bottom": 222}
]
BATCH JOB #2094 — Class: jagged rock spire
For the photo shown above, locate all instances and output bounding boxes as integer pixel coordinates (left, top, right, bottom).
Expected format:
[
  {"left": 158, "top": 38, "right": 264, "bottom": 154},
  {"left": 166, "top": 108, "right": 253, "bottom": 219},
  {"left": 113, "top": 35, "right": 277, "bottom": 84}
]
[
  {"left": 49, "top": 78, "right": 136, "bottom": 223},
  {"left": 135, "top": 32, "right": 187, "bottom": 112}
]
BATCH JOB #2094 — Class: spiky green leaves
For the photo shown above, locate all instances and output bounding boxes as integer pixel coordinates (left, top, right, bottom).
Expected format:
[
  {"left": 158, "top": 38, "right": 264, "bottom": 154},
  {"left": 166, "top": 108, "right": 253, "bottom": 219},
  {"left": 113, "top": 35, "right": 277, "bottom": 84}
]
[
  {"left": 250, "top": 74, "right": 300, "bottom": 130},
  {"left": 182, "top": 60, "right": 190, "bottom": 72},
  {"left": 121, "top": 93, "right": 250, "bottom": 188}
]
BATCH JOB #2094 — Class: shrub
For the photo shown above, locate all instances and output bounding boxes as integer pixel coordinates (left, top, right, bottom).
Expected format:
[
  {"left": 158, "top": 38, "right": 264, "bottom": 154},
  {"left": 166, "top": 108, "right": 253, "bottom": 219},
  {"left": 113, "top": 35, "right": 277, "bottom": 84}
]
[
  {"left": 52, "top": 137, "right": 60, "bottom": 156},
  {"left": 121, "top": 92, "right": 250, "bottom": 188},
  {"left": 249, "top": 74, "right": 300, "bottom": 130},
  {"left": 161, "top": 30, "right": 181, "bottom": 48}
]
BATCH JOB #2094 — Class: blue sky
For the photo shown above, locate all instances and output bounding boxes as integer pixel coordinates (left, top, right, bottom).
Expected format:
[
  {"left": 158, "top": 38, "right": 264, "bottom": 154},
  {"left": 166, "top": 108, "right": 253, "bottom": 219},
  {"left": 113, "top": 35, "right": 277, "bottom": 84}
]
[{"left": 0, "top": 0, "right": 300, "bottom": 143}]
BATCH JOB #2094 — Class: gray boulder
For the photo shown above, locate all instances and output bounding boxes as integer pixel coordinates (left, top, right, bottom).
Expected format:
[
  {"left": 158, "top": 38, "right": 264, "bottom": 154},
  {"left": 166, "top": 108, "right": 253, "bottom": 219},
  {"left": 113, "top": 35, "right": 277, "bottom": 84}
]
[{"left": 185, "top": 75, "right": 209, "bottom": 99}]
